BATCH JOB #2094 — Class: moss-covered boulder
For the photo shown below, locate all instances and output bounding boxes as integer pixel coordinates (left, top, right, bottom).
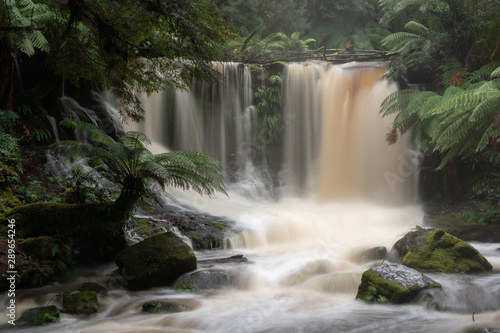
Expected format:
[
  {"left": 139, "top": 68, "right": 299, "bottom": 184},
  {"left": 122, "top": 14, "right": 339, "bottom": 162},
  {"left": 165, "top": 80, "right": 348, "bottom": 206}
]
[
  {"left": 115, "top": 232, "right": 197, "bottom": 290},
  {"left": 19, "top": 236, "right": 71, "bottom": 263},
  {"left": 399, "top": 229, "right": 492, "bottom": 273},
  {"left": 63, "top": 291, "right": 99, "bottom": 314},
  {"left": 356, "top": 264, "right": 441, "bottom": 304},
  {"left": 0, "top": 202, "right": 127, "bottom": 261},
  {"left": 19, "top": 305, "right": 60, "bottom": 325}
]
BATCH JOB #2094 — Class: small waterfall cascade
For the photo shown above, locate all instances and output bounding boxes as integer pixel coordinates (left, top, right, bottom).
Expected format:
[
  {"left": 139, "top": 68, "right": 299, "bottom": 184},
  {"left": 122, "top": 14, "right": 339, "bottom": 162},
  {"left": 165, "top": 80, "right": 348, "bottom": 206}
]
[{"left": 283, "top": 62, "right": 420, "bottom": 204}]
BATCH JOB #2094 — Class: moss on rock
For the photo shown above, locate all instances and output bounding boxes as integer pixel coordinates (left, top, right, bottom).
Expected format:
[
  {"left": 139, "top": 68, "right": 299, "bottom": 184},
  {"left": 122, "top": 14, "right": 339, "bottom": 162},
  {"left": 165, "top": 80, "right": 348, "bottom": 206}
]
[
  {"left": 63, "top": 291, "right": 99, "bottom": 314},
  {"left": 19, "top": 305, "right": 60, "bottom": 325},
  {"left": 19, "top": 236, "right": 71, "bottom": 263},
  {"left": 0, "top": 186, "right": 20, "bottom": 214},
  {"left": 142, "top": 301, "right": 188, "bottom": 313},
  {"left": 356, "top": 264, "right": 441, "bottom": 304},
  {"left": 402, "top": 229, "right": 493, "bottom": 273},
  {"left": 0, "top": 202, "right": 127, "bottom": 261},
  {"left": 115, "top": 232, "right": 197, "bottom": 290}
]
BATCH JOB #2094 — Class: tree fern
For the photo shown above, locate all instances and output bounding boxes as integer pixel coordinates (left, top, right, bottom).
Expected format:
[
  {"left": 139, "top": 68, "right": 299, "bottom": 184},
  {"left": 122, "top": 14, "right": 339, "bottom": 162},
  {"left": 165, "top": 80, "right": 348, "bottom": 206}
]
[{"left": 51, "top": 119, "right": 226, "bottom": 219}]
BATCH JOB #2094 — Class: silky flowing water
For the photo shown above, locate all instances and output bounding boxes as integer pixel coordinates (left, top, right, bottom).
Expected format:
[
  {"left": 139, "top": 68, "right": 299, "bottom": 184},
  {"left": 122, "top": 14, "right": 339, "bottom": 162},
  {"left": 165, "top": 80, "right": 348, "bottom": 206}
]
[{"left": 2, "top": 62, "right": 500, "bottom": 332}]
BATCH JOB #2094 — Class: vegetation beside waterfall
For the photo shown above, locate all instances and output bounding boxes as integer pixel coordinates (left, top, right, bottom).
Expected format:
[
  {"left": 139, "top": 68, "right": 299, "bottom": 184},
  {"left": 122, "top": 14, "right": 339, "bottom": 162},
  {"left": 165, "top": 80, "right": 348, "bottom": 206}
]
[{"left": 0, "top": 0, "right": 499, "bottom": 298}]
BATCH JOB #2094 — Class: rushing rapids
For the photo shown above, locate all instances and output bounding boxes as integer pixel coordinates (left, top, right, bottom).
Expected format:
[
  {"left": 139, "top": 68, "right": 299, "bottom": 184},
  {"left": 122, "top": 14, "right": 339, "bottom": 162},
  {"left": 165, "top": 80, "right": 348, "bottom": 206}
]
[{"left": 2, "top": 62, "right": 499, "bottom": 333}]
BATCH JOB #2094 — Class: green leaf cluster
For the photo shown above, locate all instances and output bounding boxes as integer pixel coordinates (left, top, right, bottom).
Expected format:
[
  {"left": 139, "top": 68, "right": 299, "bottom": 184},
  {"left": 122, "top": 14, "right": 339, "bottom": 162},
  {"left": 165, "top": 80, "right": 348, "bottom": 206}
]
[{"left": 51, "top": 119, "right": 226, "bottom": 218}]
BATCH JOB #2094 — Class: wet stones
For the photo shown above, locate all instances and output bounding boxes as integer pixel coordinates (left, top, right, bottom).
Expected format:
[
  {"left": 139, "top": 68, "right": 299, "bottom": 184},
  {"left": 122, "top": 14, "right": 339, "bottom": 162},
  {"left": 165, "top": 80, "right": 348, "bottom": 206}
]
[
  {"left": 63, "top": 291, "right": 99, "bottom": 314},
  {"left": 356, "top": 263, "right": 442, "bottom": 304},
  {"left": 18, "top": 305, "right": 60, "bottom": 325},
  {"left": 175, "top": 269, "right": 236, "bottom": 290},
  {"left": 389, "top": 227, "right": 492, "bottom": 273},
  {"left": 115, "top": 232, "right": 197, "bottom": 290}
]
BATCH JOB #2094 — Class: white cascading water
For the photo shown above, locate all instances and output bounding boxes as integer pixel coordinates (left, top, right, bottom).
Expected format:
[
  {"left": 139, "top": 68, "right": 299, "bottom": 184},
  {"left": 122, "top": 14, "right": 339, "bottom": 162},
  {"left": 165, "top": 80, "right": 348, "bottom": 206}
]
[{"left": 3, "top": 62, "right": 499, "bottom": 333}]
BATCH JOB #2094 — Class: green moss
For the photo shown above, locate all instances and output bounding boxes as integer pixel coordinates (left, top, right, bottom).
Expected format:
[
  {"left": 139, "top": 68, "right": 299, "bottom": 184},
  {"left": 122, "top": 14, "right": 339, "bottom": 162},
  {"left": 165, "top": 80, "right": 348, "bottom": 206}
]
[
  {"left": 142, "top": 301, "right": 187, "bottom": 313},
  {"left": 0, "top": 186, "right": 20, "bottom": 214},
  {"left": 0, "top": 202, "right": 127, "bottom": 261},
  {"left": 19, "top": 236, "right": 71, "bottom": 262},
  {"left": 19, "top": 305, "right": 60, "bottom": 325},
  {"left": 63, "top": 291, "right": 99, "bottom": 314},
  {"left": 402, "top": 229, "right": 492, "bottom": 273},
  {"left": 115, "top": 232, "right": 197, "bottom": 289},
  {"left": 210, "top": 221, "right": 226, "bottom": 230},
  {"left": 356, "top": 270, "right": 441, "bottom": 304},
  {"left": 20, "top": 266, "right": 55, "bottom": 288}
]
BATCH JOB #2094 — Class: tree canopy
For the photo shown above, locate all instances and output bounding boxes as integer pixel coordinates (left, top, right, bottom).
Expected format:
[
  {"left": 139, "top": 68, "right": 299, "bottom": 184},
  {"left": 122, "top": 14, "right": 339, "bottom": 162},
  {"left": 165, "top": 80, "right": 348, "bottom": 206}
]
[{"left": 0, "top": 0, "right": 230, "bottom": 120}]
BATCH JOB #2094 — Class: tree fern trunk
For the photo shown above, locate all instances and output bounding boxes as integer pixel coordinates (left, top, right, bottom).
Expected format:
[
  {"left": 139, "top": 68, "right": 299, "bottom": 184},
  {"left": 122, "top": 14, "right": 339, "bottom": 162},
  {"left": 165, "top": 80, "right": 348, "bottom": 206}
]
[{"left": 111, "top": 177, "right": 144, "bottom": 225}]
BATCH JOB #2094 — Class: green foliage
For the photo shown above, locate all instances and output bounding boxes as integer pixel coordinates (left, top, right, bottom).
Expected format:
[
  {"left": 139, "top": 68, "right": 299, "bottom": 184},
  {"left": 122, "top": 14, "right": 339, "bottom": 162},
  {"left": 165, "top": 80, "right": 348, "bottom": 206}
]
[
  {"left": 175, "top": 284, "right": 194, "bottom": 293},
  {"left": 0, "top": 0, "right": 51, "bottom": 56},
  {"left": 0, "top": 110, "right": 21, "bottom": 165},
  {"left": 230, "top": 31, "right": 315, "bottom": 61},
  {"left": 381, "top": 76, "right": 500, "bottom": 168},
  {"left": 254, "top": 74, "right": 283, "bottom": 143},
  {"left": 2, "top": 0, "right": 230, "bottom": 121},
  {"left": 51, "top": 119, "right": 226, "bottom": 218}
]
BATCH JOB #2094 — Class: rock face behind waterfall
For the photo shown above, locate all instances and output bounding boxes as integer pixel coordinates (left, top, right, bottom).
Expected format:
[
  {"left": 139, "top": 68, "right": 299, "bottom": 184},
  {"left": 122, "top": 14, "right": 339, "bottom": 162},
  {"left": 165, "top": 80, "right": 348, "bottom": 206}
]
[
  {"left": 356, "top": 264, "right": 441, "bottom": 304},
  {"left": 388, "top": 227, "right": 492, "bottom": 273},
  {"left": 115, "top": 232, "right": 197, "bottom": 290}
]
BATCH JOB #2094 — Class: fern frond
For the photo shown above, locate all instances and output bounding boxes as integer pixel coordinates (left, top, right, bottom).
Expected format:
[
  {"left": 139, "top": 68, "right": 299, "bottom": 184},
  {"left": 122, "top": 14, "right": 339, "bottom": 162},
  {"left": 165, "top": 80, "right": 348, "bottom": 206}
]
[
  {"left": 462, "top": 62, "right": 500, "bottom": 88},
  {"left": 59, "top": 119, "right": 116, "bottom": 147},
  {"left": 380, "top": 89, "right": 419, "bottom": 117},
  {"left": 404, "top": 21, "right": 431, "bottom": 38},
  {"left": 381, "top": 32, "right": 422, "bottom": 51},
  {"left": 469, "top": 95, "right": 500, "bottom": 122}
]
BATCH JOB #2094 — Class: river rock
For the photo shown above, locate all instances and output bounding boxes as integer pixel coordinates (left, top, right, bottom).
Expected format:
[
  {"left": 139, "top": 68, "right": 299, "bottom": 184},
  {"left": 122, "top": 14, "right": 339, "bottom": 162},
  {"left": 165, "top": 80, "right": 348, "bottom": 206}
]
[
  {"left": 390, "top": 228, "right": 492, "bottom": 273},
  {"left": 175, "top": 269, "right": 236, "bottom": 290},
  {"left": 360, "top": 246, "right": 388, "bottom": 263},
  {"left": 80, "top": 282, "right": 108, "bottom": 297},
  {"left": 115, "top": 232, "right": 197, "bottom": 290},
  {"left": 18, "top": 305, "right": 60, "bottom": 325},
  {"left": 356, "top": 263, "right": 441, "bottom": 304},
  {"left": 19, "top": 236, "right": 72, "bottom": 262},
  {"left": 142, "top": 301, "right": 188, "bottom": 313},
  {"left": 63, "top": 291, "right": 99, "bottom": 314}
]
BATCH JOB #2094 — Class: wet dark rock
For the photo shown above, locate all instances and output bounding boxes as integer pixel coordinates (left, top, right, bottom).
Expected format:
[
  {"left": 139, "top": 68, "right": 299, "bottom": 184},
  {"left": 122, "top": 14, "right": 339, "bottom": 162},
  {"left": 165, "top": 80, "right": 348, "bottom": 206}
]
[
  {"left": 142, "top": 301, "right": 188, "bottom": 313},
  {"left": 198, "top": 254, "right": 248, "bottom": 265},
  {"left": 63, "top": 291, "right": 99, "bottom": 314},
  {"left": 175, "top": 269, "right": 236, "bottom": 290},
  {"left": 19, "top": 305, "right": 60, "bottom": 326},
  {"left": 115, "top": 232, "right": 197, "bottom": 290},
  {"left": 356, "top": 263, "right": 441, "bottom": 304},
  {"left": 79, "top": 282, "right": 108, "bottom": 297},
  {"left": 360, "top": 246, "right": 388, "bottom": 263},
  {"left": 19, "top": 236, "right": 72, "bottom": 263}
]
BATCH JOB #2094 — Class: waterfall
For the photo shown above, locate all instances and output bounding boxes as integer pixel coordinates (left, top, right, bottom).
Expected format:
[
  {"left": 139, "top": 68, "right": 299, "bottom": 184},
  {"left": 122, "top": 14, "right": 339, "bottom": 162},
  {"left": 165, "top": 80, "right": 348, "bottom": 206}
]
[{"left": 283, "top": 62, "right": 419, "bottom": 204}]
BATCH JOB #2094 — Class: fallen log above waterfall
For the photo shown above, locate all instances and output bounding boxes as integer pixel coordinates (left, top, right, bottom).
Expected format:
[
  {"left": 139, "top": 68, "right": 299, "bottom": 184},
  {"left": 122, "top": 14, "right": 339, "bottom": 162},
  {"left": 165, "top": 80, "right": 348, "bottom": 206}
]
[{"left": 239, "top": 48, "right": 399, "bottom": 65}]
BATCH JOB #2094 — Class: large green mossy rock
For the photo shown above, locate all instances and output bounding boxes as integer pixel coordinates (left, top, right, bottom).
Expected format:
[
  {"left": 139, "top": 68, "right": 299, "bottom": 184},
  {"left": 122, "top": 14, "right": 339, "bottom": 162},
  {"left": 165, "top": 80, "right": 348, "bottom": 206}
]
[
  {"left": 63, "top": 291, "right": 99, "bottom": 314},
  {"left": 0, "top": 202, "right": 127, "bottom": 261},
  {"left": 19, "top": 236, "right": 72, "bottom": 263},
  {"left": 19, "top": 305, "right": 60, "bottom": 325},
  {"left": 115, "top": 232, "right": 197, "bottom": 290},
  {"left": 356, "top": 264, "right": 441, "bottom": 304},
  {"left": 399, "top": 229, "right": 492, "bottom": 273}
]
